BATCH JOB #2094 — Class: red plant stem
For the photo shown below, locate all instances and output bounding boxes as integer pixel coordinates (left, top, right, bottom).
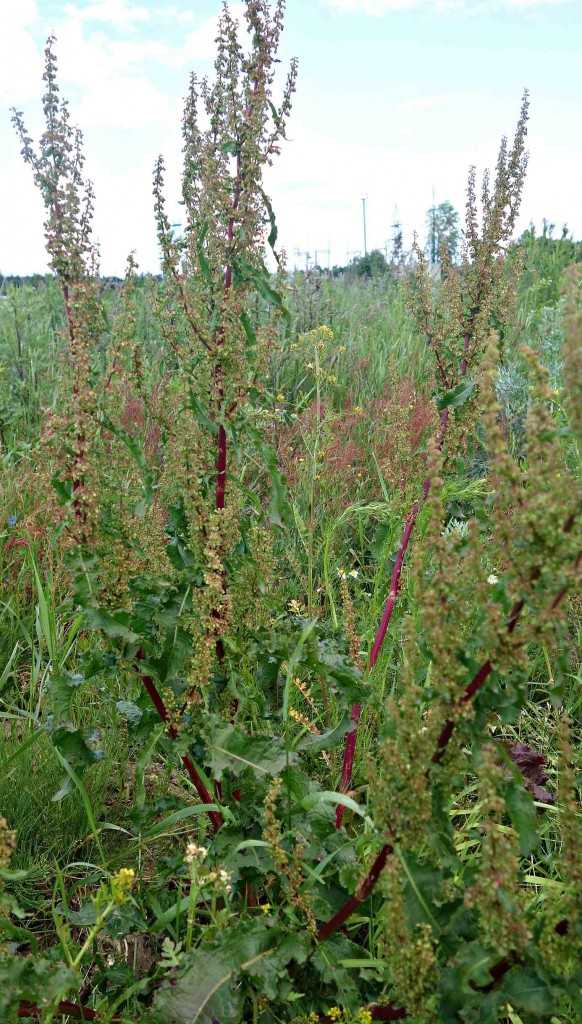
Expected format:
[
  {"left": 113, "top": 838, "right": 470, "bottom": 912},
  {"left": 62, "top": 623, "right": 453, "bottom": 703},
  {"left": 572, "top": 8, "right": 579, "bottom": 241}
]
[
  {"left": 335, "top": 702, "right": 362, "bottom": 828},
  {"left": 321, "top": 532, "right": 579, "bottom": 939},
  {"left": 209, "top": 158, "right": 240, "bottom": 665},
  {"left": 62, "top": 281, "right": 87, "bottom": 530},
  {"left": 316, "top": 842, "right": 393, "bottom": 941},
  {"left": 369, "top": 1008, "right": 408, "bottom": 1021},
  {"left": 18, "top": 1002, "right": 103, "bottom": 1021},
  {"left": 432, "top": 538, "right": 578, "bottom": 763},
  {"left": 216, "top": 424, "right": 227, "bottom": 510},
  {"left": 369, "top": 503, "right": 422, "bottom": 669},
  {"left": 138, "top": 656, "right": 223, "bottom": 832},
  {"left": 336, "top": 408, "right": 451, "bottom": 828},
  {"left": 369, "top": 405, "right": 450, "bottom": 667}
]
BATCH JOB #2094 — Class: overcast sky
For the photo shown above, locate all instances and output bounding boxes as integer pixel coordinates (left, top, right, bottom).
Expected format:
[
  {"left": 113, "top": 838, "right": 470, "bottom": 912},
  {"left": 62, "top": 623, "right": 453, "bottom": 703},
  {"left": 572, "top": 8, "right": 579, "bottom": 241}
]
[{"left": 1, "top": 0, "right": 580, "bottom": 275}]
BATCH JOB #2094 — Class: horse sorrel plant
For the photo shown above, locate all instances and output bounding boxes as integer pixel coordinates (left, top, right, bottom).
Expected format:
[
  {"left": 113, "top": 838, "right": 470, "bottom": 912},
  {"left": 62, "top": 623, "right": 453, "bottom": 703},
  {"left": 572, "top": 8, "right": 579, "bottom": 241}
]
[
  {"left": 2, "top": 5, "right": 581, "bottom": 1023},
  {"left": 12, "top": 38, "right": 104, "bottom": 539},
  {"left": 150, "top": 0, "right": 297, "bottom": 684},
  {"left": 336, "top": 93, "right": 531, "bottom": 826}
]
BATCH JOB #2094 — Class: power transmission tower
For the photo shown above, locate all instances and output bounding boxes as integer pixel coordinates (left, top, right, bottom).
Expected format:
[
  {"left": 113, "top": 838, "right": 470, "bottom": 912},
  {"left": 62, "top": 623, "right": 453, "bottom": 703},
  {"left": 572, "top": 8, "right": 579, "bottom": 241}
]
[
  {"left": 361, "top": 196, "right": 368, "bottom": 256},
  {"left": 313, "top": 246, "right": 331, "bottom": 270},
  {"left": 294, "top": 248, "right": 311, "bottom": 271}
]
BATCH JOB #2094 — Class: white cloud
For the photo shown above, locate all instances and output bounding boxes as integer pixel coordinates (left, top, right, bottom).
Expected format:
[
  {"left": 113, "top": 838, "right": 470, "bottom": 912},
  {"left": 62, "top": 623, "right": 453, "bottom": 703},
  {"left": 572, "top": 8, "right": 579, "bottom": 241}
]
[
  {"left": 327, "top": 0, "right": 567, "bottom": 10},
  {"left": 4, "top": 0, "right": 38, "bottom": 30},
  {"left": 0, "top": 1, "right": 42, "bottom": 104},
  {"left": 62, "top": 0, "right": 150, "bottom": 28},
  {"left": 1, "top": 0, "right": 579, "bottom": 276},
  {"left": 181, "top": 4, "right": 247, "bottom": 63}
]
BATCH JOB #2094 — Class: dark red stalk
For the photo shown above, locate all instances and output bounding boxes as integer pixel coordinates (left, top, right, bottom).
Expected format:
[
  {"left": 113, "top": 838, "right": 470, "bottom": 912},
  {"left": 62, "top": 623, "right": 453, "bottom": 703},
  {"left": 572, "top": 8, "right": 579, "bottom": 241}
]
[
  {"left": 322, "top": 1008, "right": 407, "bottom": 1023},
  {"left": 138, "top": 655, "right": 223, "bottom": 832},
  {"left": 316, "top": 842, "right": 393, "bottom": 941},
  {"left": 336, "top": 408, "right": 451, "bottom": 828},
  {"left": 62, "top": 281, "right": 87, "bottom": 531},
  {"left": 369, "top": 1008, "right": 408, "bottom": 1021},
  {"left": 216, "top": 424, "right": 227, "bottom": 510},
  {"left": 321, "top": 531, "right": 579, "bottom": 939},
  {"left": 18, "top": 1002, "right": 103, "bottom": 1020},
  {"left": 335, "top": 703, "right": 362, "bottom": 828},
  {"left": 209, "top": 157, "right": 240, "bottom": 664}
]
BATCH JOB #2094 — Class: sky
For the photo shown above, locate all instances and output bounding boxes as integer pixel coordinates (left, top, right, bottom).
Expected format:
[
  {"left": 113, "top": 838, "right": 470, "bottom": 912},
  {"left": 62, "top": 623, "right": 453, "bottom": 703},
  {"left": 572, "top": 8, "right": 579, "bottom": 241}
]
[{"left": 1, "top": 0, "right": 581, "bottom": 275}]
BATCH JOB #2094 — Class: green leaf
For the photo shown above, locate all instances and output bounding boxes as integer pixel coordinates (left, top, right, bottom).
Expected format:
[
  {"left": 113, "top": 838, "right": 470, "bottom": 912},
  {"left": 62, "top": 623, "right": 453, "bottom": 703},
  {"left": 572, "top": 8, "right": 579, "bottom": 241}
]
[
  {"left": 52, "top": 727, "right": 104, "bottom": 771},
  {"left": 143, "top": 803, "right": 222, "bottom": 839},
  {"left": 298, "top": 716, "right": 352, "bottom": 753},
  {"left": 240, "top": 310, "right": 257, "bottom": 350},
  {"left": 84, "top": 606, "right": 139, "bottom": 643},
  {"left": 51, "top": 473, "right": 73, "bottom": 505},
  {"left": 0, "top": 868, "right": 29, "bottom": 882},
  {"left": 208, "top": 723, "right": 295, "bottom": 780},
  {"left": 53, "top": 746, "right": 105, "bottom": 862},
  {"left": 116, "top": 700, "right": 143, "bottom": 725},
  {"left": 196, "top": 222, "right": 212, "bottom": 288},
  {"left": 260, "top": 187, "right": 278, "bottom": 254},
  {"left": 437, "top": 379, "right": 475, "bottom": 411},
  {"left": 396, "top": 848, "right": 441, "bottom": 931},
  {"left": 505, "top": 780, "right": 539, "bottom": 856},
  {"left": 502, "top": 968, "right": 555, "bottom": 1016},
  {"left": 221, "top": 140, "right": 239, "bottom": 156},
  {"left": 152, "top": 952, "right": 239, "bottom": 1024},
  {"left": 233, "top": 256, "right": 290, "bottom": 324},
  {"left": 300, "top": 790, "right": 371, "bottom": 823},
  {"left": 189, "top": 392, "right": 219, "bottom": 436},
  {"left": 154, "top": 945, "right": 275, "bottom": 1023}
]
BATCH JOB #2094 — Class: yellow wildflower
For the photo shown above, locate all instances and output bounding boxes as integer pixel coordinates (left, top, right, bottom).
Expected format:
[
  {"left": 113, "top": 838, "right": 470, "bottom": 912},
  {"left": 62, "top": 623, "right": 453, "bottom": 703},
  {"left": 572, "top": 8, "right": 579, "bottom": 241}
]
[{"left": 111, "top": 867, "right": 135, "bottom": 904}]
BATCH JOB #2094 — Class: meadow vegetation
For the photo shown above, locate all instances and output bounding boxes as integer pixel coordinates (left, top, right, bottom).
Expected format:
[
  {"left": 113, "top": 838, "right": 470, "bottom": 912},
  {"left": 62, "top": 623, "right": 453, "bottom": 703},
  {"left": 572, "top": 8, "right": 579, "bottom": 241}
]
[{"left": 0, "top": 2, "right": 581, "bottom": 1022}]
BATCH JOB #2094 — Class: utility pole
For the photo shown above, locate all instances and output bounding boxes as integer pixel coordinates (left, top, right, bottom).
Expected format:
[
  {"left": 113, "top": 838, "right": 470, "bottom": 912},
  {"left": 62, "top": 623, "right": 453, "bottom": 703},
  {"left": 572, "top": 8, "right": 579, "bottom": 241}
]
[
  {"left": 430, "top": 186, "right": 437, "bottom": 265},
  {"left": 361, "top": 196, "right": 368, "bottom": 256},
  {"left": 294, "top": 248, "right": 311, "bottom": 272},
  {"left": 313, "top": 245, "right": 331, "bottom": 270}
]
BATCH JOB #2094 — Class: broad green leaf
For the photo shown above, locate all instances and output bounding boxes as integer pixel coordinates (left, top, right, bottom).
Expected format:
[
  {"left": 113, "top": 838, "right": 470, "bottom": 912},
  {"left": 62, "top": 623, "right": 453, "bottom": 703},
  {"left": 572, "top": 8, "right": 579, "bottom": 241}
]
[
  {"left": 196, "top": 222, "right": 212, "bottom": 288},
  {"left": 240, "top": 310, "right": 257, "bottom": 350},
  {"left": 208, "top": 723, "right": 295, "bottom": 780},
  {"left": 396, "top": 848, "right": 441, "bottom": 931},
  {"left": 51, "top": 473, "right": 73, "bottom": 505},
  {"left": 505, "top": 780, "right": 539, "bottom": 856},
  {"left": 154, "top": 947, "right": 274, "bottom": 1023},
  {"left": 116, "top": 700, "right": 142, "bottom": 725},
  {"left": 437, "top": 379, "right": 475, "bottom": 411},
  {"left": 143, "top": 803, "right": 222, "bottom": 839},
  {"left": 502, "top": 968, "right": 555, "bottom": 1016},
  {"left": 301, "top": 790, "right": 371, "bottom": 824},
  {"left": 84, "top": 606, "right": 139, "bottom": 643},
  {"left": 260, "top": 186, "right": 279, "bottom": 253},
  {"left": 298, "top": 716, "right": 352, "bottom": 753}
]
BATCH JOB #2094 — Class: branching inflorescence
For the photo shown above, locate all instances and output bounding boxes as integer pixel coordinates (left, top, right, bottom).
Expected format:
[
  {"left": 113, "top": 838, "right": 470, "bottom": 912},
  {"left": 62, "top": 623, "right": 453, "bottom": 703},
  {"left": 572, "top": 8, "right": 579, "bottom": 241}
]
[
  {"left": 12, "top": 38, "right": 103, "bottom": 538},
  {"left": 336, "top": 93, "right": 531, "bottom": 827}
]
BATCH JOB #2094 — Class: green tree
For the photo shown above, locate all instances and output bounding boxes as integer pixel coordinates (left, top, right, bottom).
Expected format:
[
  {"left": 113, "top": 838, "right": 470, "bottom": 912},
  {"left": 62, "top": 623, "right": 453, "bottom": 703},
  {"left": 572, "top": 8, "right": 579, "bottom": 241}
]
[
  {"left": 426, "top": 199, "right": 460, "bottom": 264},
  {"left": 390, "top": 219, "right": 405, "bottom": 266},
  {"left": 349, "top": 248, "right": 388, "bottom": 277}
]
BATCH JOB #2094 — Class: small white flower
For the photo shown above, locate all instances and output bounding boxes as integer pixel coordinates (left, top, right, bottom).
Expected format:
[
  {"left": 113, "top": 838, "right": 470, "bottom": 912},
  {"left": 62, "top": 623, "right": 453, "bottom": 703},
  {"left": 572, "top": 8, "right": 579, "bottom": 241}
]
[
  {"left": 185, "top": 842, "right": 208, "bottom": 865},
  {"left": 348, "top": 569, "right": 359, "bottom": 579},
  {"left": 487, "top": 574, "right": 499, "bottom": 586},
  {"left": 337, "top": 568, "right": 347, "bottom": 581}
]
